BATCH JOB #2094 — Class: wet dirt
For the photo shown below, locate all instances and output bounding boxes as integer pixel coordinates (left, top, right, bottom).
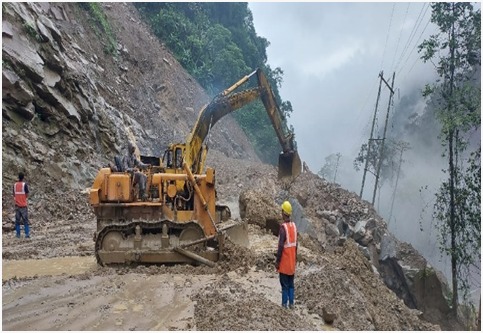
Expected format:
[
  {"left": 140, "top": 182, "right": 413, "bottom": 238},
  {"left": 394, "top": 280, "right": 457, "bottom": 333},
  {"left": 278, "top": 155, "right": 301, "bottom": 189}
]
[
  {"left": 2, "top": 272, "right": 215, "bottom": 331},
  {"left": 2, "top": 223, "right": 437, "bottom": 331},
  {"left": 2, "top": 228, "right": 331, "bottom": 331},
  {"left": 1, "top": 167, "right": 439, "bottom": 331},
  {"left": 2, "top": 256, "right": 96, "bottom": 280}
]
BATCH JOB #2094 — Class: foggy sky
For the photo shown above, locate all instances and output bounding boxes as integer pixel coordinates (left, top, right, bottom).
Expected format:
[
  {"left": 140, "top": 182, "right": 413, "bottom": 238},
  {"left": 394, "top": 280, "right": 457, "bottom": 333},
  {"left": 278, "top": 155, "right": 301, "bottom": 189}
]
[{"left": 249, "top": 2, "right": 439, "bottom": 173}]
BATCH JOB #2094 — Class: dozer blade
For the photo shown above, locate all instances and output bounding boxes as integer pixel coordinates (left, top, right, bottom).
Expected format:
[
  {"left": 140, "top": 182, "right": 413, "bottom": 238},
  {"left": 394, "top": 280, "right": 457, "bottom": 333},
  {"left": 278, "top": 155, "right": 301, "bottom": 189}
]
[
  {"left": 219, "top": 220, "right": 249, "bottom": 247},
  {"left": 278, "top": 151, "right": 302, "bottom": 179}
]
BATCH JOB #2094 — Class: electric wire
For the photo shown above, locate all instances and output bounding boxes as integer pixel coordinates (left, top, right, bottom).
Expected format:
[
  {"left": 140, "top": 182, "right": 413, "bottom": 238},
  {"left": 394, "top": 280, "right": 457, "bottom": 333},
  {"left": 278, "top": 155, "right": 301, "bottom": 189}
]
[
  {"left": 359, "top": 3, "right": 432, "bottom": 157},
  {"left": 390, "top": 3, "right": 411, "bottom": 73},
  {"left": 380, "top": 3, "right": 396, "bottom": 70},
  {"left": 398, "top": 18, "right": 432, "bottom": 86},
  {"left": 395, "top": 3, "right": 431, "bottom": 75},
  {"left": 394, "top": 3, "right": 428, "bottom": 73}
]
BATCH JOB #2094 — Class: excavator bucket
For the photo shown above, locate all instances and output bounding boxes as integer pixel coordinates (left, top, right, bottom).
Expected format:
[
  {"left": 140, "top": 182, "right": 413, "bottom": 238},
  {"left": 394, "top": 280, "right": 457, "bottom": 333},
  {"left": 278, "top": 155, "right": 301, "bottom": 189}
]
[{"left": 278, "top": 151, "right": 302, "bottom": 179}]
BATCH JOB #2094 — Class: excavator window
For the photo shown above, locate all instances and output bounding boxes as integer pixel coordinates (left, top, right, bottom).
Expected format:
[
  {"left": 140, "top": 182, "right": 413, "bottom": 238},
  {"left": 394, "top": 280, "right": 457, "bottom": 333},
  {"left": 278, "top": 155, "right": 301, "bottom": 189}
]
[{"left": 164, "top": 149, "right": 173, "bottom": 168}]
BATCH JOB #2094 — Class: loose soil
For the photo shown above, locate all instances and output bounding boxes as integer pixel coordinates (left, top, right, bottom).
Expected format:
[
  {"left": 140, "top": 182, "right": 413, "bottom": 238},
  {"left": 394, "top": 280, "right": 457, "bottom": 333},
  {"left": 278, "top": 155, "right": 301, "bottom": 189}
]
[{"left": 2, "top": 218, "right": 437, "bottom": 331}]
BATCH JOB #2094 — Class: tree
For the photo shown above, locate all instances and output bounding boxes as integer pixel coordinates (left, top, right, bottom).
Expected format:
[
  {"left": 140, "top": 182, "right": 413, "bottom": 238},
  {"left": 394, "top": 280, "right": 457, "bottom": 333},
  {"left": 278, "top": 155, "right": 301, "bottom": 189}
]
[
  {"left": 134, "top": 2, "right": 296, "bottom": 166},
  {"left": 318, "top": 153, "right": 341, "bottom": 182},
  {"left": 418, "top": 2, "right": 480, "bottom": 314},
  {"left": 354, "top": 138, "right": 401, "bottom": 187}
]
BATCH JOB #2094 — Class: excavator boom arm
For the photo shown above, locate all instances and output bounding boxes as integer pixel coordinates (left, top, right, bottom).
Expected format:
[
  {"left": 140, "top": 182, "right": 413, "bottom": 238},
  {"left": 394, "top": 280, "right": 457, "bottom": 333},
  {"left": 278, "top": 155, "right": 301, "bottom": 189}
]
[
  {"left": 183, "top": 88, "right": 261, "bottom": 172},
  {"left": 255, "top": 69, "right": 295, "bottom": 154},
  {"left": 184, "top": 68, "right": 301, "bottom": 178}
]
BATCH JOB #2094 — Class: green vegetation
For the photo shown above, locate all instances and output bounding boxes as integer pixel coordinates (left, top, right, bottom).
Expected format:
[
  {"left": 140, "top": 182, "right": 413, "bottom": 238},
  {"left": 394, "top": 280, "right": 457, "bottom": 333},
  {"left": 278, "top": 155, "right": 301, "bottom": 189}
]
[
  {"left": 353, "top": 139, "right": 403, "bottom": 187},
  {"left": 79, "top": 3, "right": 117, "bottom": 56},
  {"left": 135, "top": 2, "right": 295, "bottom": 165},
  {"left": 23, "top": 22, "right": 42, "bottom": 42},
  {"left": 416, "top": 266, "right": 435, "bottom": 280},
  {"left": 318, "top": 153, "right": 341, "bottom": 182},
  {"left": 2, "top": 59, "right": 13, "bottom": 70},
  {"left": 418, "top": 2, "right": 480, "bottom": 314}
]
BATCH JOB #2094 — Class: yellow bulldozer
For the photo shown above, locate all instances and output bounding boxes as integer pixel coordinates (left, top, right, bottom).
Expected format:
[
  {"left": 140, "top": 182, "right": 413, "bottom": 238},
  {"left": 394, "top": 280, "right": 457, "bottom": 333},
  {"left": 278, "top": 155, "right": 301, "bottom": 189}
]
[{"left": 89, "top": 68, "right": 301, "bottom": 266}]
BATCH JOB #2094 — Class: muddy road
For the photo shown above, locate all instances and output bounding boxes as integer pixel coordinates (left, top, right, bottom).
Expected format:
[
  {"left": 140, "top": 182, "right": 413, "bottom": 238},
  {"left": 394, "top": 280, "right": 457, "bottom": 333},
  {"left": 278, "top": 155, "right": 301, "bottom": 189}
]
[
  {"left": 2, "top": 225, "right": 330, "bottom": 331},
  {"left": 2, "top": 163, "right": 439, "bottom": 331},
  {"left": 2, "top": 222, "right": 437, "bottom": 331}
]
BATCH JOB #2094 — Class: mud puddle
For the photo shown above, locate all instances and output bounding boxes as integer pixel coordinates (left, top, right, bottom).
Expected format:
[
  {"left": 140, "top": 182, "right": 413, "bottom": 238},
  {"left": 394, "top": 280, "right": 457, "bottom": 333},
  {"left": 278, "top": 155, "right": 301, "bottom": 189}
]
[
  {"left": 2, "top": 256, "right": 97, "bottom": 280},
  {"left": 2, "top": 272, "right": 216, "bottom": 331}
]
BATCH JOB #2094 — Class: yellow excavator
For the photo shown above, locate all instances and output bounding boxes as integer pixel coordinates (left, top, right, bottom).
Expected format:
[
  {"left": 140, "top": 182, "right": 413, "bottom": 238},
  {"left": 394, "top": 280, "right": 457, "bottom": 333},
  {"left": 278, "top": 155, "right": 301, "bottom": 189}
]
[{"left": 89, "top": 68, "right": 301, "bottom": 266}]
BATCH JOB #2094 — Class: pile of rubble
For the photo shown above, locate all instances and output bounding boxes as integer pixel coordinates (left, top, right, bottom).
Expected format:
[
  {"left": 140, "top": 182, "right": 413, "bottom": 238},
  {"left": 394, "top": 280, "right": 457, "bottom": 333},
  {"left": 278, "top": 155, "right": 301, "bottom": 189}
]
[{"left": 238, "top": 168, "right": 454, "bottom": 329}]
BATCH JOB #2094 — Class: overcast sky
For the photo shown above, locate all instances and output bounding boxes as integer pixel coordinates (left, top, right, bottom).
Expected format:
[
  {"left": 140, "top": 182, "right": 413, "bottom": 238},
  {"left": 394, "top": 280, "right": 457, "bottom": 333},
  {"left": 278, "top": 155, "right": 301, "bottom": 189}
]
[{"left": 249, "top": 2, "right": 440, "bottom": 174}]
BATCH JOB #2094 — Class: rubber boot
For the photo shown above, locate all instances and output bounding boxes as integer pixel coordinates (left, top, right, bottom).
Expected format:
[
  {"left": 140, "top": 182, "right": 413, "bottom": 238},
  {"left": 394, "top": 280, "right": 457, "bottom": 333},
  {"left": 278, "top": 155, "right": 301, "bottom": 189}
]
[
  {"left": 15, "top": 224, "right": 21, "bottom": 238},
  {"left": 25, "top": 224, "right": 30, "bottom": 238}
]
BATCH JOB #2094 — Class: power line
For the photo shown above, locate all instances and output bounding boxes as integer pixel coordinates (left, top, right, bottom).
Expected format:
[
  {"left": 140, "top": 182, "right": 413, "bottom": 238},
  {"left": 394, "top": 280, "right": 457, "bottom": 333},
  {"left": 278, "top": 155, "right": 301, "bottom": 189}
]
[
  {"left": 380, "top": 3, "right": 396, "bottom": 70},
  {"left": 394, "top": 3, "right": 428, "bottom": 70},
  {"left": 394, "top": 3, "right": 429, "bottom": 73},
  {"left": 390, "top": 3, "right": 411, "bottom": 73},
  {"left": 357, "top": 4, "right": 426, "bottom": 158},
  {"left": 353, "top": 77, "right": 379, "bottom": 153},
  {"left": 397, "top": 4, "right": 431, "bottom": 75},
  {"left": 398, "top": 18, "right": 432, "bottom": 82}
]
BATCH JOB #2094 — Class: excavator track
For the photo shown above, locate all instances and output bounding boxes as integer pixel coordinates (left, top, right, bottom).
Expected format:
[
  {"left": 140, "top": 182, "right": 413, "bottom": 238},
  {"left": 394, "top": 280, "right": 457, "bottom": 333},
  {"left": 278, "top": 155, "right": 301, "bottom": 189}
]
[{"left": 95, "top": 220, "right": 216, "bottom": 266}]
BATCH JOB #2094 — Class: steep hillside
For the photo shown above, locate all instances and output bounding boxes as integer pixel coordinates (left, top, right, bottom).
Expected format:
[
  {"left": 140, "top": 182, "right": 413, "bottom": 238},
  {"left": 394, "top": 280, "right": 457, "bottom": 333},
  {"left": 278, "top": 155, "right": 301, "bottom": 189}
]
[
  {"left": 2, "top": 2, "right": 469, "bottom": 331},
  {"left": 2, "top": 2, "right": 258, "bottom": 208}
]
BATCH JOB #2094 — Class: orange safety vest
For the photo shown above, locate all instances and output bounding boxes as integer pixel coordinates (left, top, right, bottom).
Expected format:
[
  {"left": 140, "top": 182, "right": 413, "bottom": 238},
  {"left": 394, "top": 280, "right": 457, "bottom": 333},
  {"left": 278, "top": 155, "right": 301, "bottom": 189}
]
[
  {"left": 14, "top": 181, "right": 28, "bottom": 207},
  {"left": 278, "top": 221, "right": 297, "bottom": 275}
]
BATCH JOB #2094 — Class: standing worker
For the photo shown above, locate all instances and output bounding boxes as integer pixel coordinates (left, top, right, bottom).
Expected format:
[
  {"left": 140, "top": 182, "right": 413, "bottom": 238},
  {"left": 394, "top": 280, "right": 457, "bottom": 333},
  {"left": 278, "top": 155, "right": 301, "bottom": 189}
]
[
  {"left": 275, "top": 200, "right": 297, "bottom": 309},
  {"left": 123, "top": 141, "right": 150, "bottom": 200},
  {"left": 13, "top": 172, "right": 30, "bottom": 238}
]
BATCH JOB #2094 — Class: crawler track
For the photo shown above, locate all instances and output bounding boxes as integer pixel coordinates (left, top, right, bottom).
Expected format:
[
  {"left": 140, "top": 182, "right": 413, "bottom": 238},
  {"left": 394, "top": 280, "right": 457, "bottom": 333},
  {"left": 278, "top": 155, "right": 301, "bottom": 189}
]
[{"left": 94, "top": 220, "right": 206, "bottom": 266}]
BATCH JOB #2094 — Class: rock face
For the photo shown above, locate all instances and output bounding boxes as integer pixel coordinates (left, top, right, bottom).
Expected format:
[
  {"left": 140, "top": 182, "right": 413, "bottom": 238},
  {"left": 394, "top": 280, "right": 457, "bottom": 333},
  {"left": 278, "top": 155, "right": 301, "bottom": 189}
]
[
  {"left": 2, "top": 2, "right": 259, "bottom": 198},
  {"left": 379, "top": 238, "right": 453, "bottom": 327}
]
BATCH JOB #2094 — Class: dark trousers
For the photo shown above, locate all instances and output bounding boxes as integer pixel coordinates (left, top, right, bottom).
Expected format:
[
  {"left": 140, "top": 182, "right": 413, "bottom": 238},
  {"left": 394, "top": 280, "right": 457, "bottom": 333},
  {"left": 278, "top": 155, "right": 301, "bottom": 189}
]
[
  {"left": 279, "top": 273, "right": 295, "bottom": 306},
  {"left": 15, "top": 206, "right": 30, "bottom": 237},
  {"left": 133, "top": 172, "right": 147, "bottom": 191}
]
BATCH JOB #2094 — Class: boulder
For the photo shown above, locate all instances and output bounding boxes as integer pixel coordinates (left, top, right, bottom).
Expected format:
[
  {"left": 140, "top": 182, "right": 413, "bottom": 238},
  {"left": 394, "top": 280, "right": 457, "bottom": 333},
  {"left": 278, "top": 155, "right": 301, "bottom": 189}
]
[
  {"left": 378, "top": 236, "right": 452, "bottom": 327},
  {"left": 353, "top": 220, "right": 367, "bottom": 242},
  {"left": 239, "top": 189, "right": 279, "bottom": 230},
  {"left": 3, "top": 21, "right": 14, "bottom": 38}
]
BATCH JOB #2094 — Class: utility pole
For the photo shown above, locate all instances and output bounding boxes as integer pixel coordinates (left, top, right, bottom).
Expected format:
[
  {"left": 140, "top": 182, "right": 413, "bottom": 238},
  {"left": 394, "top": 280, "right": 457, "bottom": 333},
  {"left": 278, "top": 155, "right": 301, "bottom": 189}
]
[
  {"left": 360, "top": 71, "right": 384, "bottom": 199},
  {"left": 372, "top": 72, "right": 396, "bottom": 205},
  {"left": 388, "top": 141, "right": 410, "bottom": 224}
]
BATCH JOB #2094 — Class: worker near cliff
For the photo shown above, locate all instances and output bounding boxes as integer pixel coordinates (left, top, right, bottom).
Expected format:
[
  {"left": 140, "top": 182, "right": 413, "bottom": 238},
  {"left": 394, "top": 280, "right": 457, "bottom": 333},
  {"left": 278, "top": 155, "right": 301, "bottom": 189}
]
[
  {"left": 13, "top": 172, "right": 30, "bottom": 238},
  {"left": 275, "top": 200, "right": 297, "bottom": 309}
]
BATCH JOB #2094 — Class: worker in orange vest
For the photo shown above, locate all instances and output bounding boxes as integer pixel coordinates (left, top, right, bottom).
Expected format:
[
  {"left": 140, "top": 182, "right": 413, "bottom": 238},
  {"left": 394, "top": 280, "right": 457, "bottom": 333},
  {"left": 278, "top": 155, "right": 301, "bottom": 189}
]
[
  {"left": 13, "top": 172, "right": 30, "bottom": 238},
  {"left": 275, "top": 200, "right": 297, "bottom": 309}
]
